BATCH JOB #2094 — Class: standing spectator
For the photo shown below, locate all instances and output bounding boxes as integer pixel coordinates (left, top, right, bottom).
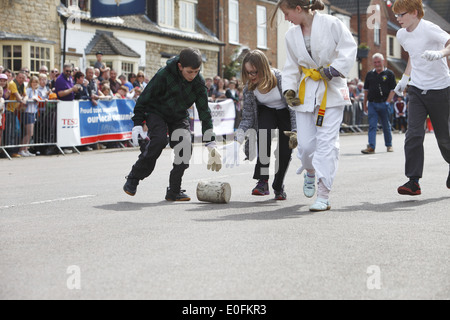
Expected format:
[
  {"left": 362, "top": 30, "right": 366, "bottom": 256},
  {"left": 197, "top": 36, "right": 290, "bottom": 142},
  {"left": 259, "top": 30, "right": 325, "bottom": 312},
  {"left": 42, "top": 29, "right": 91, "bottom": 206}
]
[
  {"left": 118, "top": 74, "right": 127, "bottom": 87},
  {"left": 19, "top": 76, "right": 40, "bottom": 157},
  {"left": 109, "top": 69, "right": 121, "bottom": 94},
  {"left": 226, "top": 80, "right": 241, "bottom": 128},
  {"left": 85, "top": 67, "right": 100, "bottom": 105},
  {"left": 361, "top": 53, "right": 396, "bottom": 154},
  {"left": 6, "top": 71, "right": 27, "bottom": 158},
  {"left": 134, "top": 71, "right": 146, "bottom": 90},
  {"left": 0, "top": 65, "right": 3, "bottom": 74},
  {"left": 20, "top": 67, "right": 30, "bottom": 84},
  {"left": 393, "top": 0, "right": 450, "bottom": 195},
  {"left": 132, "top": 87, "right": 142, "bottom": 101},
  {"left": 115, "top": 85, "right": 129, "bottom": 99},
  {"left": 394, "top": 95, "right": 408, "bottom": 133},
  {"left": 37, "top": 73, "right": 50, "bottom": 99},
  {"left": 212, "top": 78, "right": 227, "bottom": 101},
  {"left": 99, "top": 84, "right": 113, "bottom": 100},
  {"left": 213, "top": 75, "right": 221, "bottom": 92},
  {"left": 94, "top": 51, "right": 109, "bottom": 81},
  {"left": 3, "top": 69, "right": 14, "bottom": 83},
  {"left": 49, "top": 68, "right": 59, "bottom": 90},
  {"left": 73, "top": 72, "right": 90, "bottom": 100},
  {"left": 205, "top": 77, "right": 214, "bottom": 101},
  {"left": 55, "top": 63, "right": 79, "bottom": 101},
  {"left": 125, "top": 73, "right": 136, "bottom": 91},
  {"left": 0, "top": 73, "right": 11, "bottom": 100}
]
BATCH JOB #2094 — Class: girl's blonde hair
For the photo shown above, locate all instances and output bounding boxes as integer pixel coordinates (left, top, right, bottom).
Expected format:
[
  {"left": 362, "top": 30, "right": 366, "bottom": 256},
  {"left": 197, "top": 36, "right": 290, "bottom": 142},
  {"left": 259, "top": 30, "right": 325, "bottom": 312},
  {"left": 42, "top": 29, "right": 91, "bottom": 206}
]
[
  {"left": 241, "top": 49, "right": 277, "bottom": 92},
  {"left": 392, "top": 0, "right": 424, "bottom": 19},
  {"left": 270, "top": 0, "right": 325, "bottom": 27},
  {"left": 27, "top": 76, "right": 39, "bottom": 88}
]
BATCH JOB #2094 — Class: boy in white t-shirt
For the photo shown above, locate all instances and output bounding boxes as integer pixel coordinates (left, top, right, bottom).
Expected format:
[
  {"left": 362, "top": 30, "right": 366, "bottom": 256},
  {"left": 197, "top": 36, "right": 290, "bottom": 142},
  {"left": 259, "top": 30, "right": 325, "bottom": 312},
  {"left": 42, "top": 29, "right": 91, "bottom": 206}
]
[{"left": 393, "top": 0, "right": 450, "bottom": 196}]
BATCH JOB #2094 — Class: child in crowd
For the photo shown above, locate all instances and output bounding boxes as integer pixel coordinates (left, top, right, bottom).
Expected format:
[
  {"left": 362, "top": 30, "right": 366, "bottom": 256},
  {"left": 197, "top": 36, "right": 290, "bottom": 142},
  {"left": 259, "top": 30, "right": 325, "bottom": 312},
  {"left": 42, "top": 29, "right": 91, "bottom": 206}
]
[
  {"left": 394, "top": 95, "right": 407, "bottom": 133},
  {"left": 393, "top": 0, "right": 450, "bottom": 195},
  {"left": 19, "top": 76, "right": 40, "bottom": 157}
]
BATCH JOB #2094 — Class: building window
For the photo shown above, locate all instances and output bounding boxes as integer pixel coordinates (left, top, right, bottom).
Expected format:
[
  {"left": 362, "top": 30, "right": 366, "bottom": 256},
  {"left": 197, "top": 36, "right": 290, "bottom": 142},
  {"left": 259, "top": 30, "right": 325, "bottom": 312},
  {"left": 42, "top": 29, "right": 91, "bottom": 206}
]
[
  {"left": 2, "top": 45, "right": 22, "bottom": 73},
  {"left": 388, "top": 36, "right": 394, "bottom": 57},
  {"left": 257, "top": 6, "right": 267, "bottom": 49},
  {"left": 229, "top": 0, "right": 239, "bottom": 44},
  {"left": 374, "top": 23, "right": 380, "bottom": 46},
  {"left": 159, "top": 0, "right": 174, "bottom": 27},
  {"left": 1, "top": 43, "right": 54, "bottom": 75},
  {"left": 61, "top": 0, "right": 90, "bottom": 12},
  {"left": 30, "top": 46, "right": 51, "bottom": 75},
  {"left": 121, "top": 62, "right": 134, "bottom": 77},
  {"left": 180, "top": 1, "right": 195, "bottom": 31}
]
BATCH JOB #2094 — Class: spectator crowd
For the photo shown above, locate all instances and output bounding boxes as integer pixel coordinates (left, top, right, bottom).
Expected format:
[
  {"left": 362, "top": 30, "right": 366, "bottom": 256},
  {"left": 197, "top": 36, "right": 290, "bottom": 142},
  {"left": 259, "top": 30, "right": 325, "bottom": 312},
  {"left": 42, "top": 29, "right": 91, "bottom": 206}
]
[{"left": 1, "top": 52, "right": 411, "bottom": 160}]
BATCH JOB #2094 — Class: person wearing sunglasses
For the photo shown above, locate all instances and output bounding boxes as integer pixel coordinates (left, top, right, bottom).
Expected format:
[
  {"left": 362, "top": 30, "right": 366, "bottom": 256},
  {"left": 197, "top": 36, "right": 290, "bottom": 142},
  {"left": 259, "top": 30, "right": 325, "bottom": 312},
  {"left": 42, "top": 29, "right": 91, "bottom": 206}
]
[
  {"left": 54, "top": 63, "right": 80, "bottom": 101},
  {"left": 392, "top": 0, "right": 450, "bottom": 196}
]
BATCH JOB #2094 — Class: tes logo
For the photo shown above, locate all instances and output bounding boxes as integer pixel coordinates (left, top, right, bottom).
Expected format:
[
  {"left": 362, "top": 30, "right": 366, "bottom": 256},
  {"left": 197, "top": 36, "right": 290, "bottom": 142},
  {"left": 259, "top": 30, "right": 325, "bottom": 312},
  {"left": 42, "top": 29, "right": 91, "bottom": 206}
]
[{"left": 62, "top": 118, "right": 79, "bottom": 128}]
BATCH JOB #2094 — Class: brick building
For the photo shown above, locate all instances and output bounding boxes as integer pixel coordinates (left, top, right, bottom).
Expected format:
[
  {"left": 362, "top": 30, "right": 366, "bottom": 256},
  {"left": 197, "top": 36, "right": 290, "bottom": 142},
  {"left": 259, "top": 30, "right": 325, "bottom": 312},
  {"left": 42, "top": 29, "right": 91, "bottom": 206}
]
[
  {"left": 0, "top": 0, "right": 224, "bottom": 80},
  {"left": 197, "top": 0, "right": 278, "bottom": 78}
]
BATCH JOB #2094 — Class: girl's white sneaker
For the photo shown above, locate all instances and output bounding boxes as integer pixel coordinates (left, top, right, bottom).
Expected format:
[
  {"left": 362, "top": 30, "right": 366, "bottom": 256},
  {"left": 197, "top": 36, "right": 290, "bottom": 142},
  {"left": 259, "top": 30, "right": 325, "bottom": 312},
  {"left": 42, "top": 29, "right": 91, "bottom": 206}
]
[
  {"left": 309, "top": 198, "right": 331, "bottom": 212},
  {"left": 304, "top": 173, "right": 316, "bottom": 198}
]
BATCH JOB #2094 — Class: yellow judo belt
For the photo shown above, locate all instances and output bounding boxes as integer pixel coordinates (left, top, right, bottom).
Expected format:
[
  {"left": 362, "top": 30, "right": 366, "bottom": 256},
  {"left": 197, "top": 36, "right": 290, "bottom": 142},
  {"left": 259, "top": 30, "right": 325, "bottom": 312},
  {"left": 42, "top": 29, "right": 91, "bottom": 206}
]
[{"left": 298, "top": 66, "right": 328, "bottom": 127}]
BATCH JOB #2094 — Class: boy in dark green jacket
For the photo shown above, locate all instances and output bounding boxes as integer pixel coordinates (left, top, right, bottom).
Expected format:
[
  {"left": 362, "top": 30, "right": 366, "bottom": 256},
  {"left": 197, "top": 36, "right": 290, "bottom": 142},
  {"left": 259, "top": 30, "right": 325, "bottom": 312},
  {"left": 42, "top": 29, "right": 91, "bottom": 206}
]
[{"left": 124, "top": 48, "right": 222, "bottom": 201}]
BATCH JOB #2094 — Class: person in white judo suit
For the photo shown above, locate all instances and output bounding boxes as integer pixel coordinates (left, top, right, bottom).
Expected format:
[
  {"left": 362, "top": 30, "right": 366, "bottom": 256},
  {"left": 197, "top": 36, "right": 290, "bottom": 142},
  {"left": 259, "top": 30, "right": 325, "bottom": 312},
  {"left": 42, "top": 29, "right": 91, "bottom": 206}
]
[{"left": 272, "top": 0, "right": 357, "bottom": 211}]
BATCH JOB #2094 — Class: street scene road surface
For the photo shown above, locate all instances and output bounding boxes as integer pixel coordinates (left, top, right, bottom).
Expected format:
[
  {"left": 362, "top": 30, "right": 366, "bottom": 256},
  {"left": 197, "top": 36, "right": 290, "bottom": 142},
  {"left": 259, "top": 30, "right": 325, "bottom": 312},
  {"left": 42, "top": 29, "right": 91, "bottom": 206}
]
[{"left": 0, "top": 133, "right": 449, "bottom": 300}]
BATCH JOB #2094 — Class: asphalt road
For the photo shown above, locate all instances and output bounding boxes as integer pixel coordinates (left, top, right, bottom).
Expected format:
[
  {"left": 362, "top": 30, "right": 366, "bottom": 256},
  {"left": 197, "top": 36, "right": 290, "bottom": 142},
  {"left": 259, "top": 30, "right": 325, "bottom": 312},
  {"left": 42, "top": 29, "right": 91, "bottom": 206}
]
[{"left": 1, "top": 133, "right": 449, "bottom": 300}]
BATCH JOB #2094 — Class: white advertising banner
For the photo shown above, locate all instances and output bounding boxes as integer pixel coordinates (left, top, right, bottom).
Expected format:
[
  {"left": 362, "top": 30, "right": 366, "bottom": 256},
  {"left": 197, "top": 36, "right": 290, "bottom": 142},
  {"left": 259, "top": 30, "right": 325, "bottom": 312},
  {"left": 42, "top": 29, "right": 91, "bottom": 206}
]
[
  {"left": 57, "top": 101, "right": 81, "bottom": 147},
  {"left": 193, "top": 99, "right": 236, "bottom": 137}
]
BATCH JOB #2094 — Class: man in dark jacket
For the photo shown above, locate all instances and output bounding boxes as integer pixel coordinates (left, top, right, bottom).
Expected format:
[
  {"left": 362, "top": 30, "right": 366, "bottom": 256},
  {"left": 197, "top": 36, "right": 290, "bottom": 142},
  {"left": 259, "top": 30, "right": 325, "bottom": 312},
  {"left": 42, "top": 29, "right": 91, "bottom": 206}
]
[{"left": 123, "top": 48, "right": 222, "bottom": 201}]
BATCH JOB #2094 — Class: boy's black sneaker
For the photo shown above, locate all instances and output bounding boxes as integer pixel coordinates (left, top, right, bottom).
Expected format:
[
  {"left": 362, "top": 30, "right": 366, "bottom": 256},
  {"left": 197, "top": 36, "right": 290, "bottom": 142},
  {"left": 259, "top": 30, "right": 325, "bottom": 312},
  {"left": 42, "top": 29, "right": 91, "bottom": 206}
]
[
  {"left": 252, "top": 179, "right": 269, "bottom": 196},
  {"left": 123, "top": 176, "right": 140, "bottom": 196},
  {"left": 274, "top": 188, "right": 287, "bottom": 201},
  {"left": 165, "top": 188, "right": 191, "bottom": 202},
  {"left": 398, "top": 180, "right": 421, "bottom": 196}
]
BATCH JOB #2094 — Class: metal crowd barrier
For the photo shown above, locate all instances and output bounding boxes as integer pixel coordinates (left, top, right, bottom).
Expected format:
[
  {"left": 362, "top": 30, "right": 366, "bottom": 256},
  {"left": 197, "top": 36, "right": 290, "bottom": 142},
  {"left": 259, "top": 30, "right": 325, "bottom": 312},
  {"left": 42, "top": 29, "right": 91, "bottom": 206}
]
[
  {"left": 0, "top": 100, "right": 64, "bottom": 160},
  {"left": 341, "top": 100, "right": 370, "bottom": 133}
]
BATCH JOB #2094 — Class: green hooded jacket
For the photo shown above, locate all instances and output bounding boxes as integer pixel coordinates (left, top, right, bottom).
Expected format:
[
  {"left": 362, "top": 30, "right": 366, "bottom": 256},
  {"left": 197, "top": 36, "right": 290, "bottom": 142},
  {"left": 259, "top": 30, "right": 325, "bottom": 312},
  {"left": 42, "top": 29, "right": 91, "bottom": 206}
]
[{"left": 132, "top": 56, "right": 214, "bottom": 140}]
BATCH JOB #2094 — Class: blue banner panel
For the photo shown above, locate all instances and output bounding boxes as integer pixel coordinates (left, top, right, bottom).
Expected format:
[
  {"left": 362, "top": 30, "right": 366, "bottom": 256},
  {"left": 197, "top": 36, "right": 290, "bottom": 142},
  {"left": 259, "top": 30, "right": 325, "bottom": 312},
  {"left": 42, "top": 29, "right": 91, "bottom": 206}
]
[
  {"left": 91, "top": 0, "right": 146, "bottom": 18},
  {"left": 79, "top": 100, "right": 134, "bottom": 144}
]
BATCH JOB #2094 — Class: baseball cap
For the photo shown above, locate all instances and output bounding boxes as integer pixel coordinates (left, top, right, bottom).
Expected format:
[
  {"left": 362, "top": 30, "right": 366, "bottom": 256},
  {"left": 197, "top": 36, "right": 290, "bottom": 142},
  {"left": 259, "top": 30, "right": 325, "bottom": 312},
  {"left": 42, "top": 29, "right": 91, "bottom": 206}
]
[
  {"left": 96, "top": 51, "right": 103, "bottom": 56},
  {"left": 0, "top": 74, "right": 7, "bottom": 80}
]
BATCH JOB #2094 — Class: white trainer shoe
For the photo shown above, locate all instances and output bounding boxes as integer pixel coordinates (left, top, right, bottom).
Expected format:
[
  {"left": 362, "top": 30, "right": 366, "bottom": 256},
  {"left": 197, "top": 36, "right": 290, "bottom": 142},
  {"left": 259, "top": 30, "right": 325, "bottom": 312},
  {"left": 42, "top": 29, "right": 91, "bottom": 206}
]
[
  {"left": 309, "top": 198, "right": 331, "bottom": 212},
  {"left": 303, "top": 173, "right": 316, "bottom": 198}
]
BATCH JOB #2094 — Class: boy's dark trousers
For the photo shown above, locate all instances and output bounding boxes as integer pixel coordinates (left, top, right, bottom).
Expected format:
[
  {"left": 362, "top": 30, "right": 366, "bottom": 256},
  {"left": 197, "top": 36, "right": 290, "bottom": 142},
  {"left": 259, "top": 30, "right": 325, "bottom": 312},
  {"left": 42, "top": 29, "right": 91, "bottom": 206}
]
[
  {"left": 129, "top": 113, "right": 192, "bottom": 193},
  {"left": 253, "top": 105, "right": 293, "bottom": 192},
  {"left": 405, "top": 86, "right": 450, "bottom": 179}
]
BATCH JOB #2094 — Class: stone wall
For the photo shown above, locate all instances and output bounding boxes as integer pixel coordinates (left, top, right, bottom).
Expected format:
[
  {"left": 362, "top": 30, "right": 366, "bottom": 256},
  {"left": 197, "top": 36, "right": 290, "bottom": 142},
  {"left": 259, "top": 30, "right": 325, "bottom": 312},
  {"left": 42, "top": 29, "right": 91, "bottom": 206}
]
[
  {"left": 146, "top": 42, "right": 219, "bottom": 80},
  {"left": 0, "top": 0, "right": 62, "bottom": 68}
]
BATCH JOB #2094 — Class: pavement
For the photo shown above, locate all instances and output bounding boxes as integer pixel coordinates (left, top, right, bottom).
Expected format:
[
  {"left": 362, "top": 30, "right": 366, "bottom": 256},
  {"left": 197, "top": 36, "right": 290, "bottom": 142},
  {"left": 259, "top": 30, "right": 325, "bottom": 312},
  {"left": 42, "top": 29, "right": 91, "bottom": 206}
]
[{"left": 1, "top": 132, "right": 449, "bottom": 300}]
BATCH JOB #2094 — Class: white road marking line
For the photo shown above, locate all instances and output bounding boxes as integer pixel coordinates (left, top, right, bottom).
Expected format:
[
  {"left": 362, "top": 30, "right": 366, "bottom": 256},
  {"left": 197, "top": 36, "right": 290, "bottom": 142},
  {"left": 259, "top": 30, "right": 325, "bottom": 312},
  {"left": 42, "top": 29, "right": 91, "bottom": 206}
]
[{"left": 0, "top": 195, "right": 97, "bottom": 210}]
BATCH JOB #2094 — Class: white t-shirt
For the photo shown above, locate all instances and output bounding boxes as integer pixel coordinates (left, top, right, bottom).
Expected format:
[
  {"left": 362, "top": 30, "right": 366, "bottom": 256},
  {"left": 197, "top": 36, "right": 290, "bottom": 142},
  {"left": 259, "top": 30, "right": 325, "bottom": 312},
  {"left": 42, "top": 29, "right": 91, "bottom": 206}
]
[
  {"left": 397, "top": 19, "right": 450, "bottom": 90},
  {"left": 254, "top": 86, "right": 286, "bottom": 110}
]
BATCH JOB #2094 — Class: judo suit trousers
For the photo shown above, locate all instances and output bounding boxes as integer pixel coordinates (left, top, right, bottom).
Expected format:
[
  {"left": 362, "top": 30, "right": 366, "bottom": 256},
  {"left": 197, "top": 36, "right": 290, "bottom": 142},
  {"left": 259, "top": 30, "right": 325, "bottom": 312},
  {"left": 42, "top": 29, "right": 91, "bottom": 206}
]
[{"left": 296, "top": 105, "right": 345, "bottom": 192}]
